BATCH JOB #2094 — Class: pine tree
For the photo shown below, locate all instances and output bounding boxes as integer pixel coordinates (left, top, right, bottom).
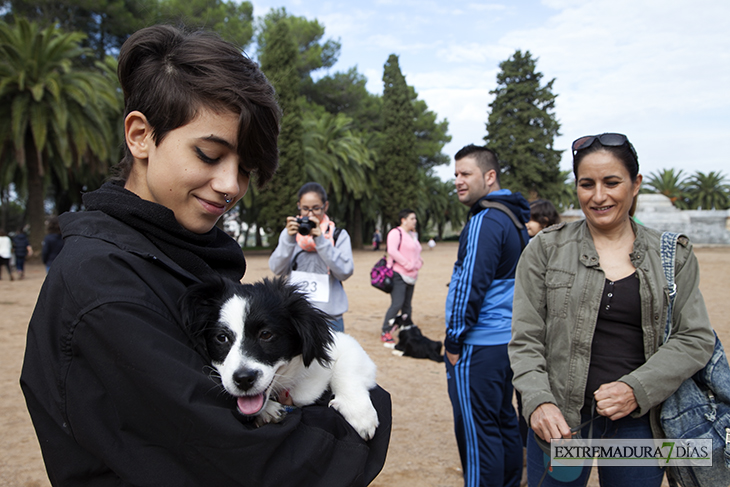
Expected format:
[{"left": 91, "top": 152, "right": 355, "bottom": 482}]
[
  {"left": 379, "top": 54, "right": 418, "bottom": 228},
  {"left": 257, "top": 19, "right": 305, "bottom": 244},
  {"left": 484, "top": 50, "right": 562, "bottom": 201}
]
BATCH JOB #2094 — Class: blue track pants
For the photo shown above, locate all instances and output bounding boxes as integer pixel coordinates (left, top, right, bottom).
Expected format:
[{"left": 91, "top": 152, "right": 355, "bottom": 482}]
[{"left": 446, "top": 343, "right": 522, "bottom": 487}]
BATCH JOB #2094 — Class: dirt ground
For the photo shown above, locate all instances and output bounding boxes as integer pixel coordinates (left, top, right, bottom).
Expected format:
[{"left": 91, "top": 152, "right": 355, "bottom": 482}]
[{"left": 1, "top": 242, "right": 729, "bottom": 486}]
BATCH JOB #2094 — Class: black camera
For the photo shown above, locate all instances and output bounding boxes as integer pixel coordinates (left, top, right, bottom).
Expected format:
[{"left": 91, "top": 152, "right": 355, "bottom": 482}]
[{"left": 296, "top": 216, "right": 317, "bottom": 236}]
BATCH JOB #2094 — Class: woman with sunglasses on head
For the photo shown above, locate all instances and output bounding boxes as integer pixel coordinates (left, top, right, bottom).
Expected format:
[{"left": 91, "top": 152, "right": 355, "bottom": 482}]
[
  {"left": 21, "top": 25, "right": 389, "bottom": 486},
  {"left": 269, "top": 182, "right": 354, "bottom": 332},
  {"left": 508, "top": 133, "right": 714, "bottom": 486}
]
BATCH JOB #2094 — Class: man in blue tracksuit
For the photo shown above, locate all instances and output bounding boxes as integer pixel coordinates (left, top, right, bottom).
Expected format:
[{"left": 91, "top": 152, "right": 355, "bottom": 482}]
[{"left": 445, "top": 144, "right": 529, "bottom": 487}]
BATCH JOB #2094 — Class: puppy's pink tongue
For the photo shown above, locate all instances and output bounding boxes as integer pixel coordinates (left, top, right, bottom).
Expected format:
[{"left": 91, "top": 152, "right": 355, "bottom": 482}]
[{"left": 237, "top": 394, "right": 264, "bottom": 415}]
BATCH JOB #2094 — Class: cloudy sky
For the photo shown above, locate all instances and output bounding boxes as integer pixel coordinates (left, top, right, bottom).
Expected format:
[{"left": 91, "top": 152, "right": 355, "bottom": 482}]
[{"left": 250, "top": 0, "right": 730, "bottom": 182}]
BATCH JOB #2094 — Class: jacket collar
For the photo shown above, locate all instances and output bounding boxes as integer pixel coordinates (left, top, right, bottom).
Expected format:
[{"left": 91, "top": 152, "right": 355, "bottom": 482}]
[{"left": 578, "top": 218, "right": 648, "bottom": 269}]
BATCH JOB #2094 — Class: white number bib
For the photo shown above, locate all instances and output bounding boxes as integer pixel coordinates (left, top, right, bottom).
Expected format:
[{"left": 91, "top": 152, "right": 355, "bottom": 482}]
[{"left": 289, "top": 271, "right": 330, "bottom": 303}]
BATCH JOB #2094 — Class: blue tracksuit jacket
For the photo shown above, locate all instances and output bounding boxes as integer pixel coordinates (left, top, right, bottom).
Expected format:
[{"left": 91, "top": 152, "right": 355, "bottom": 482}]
[{"left": 445, "top": 189, "right": 530, "bottom": 354}]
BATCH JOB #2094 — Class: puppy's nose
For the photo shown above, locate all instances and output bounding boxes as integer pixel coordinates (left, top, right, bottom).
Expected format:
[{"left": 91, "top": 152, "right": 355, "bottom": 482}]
[{"left": 232, "top": 368, "right": 261, "bottom": 391}]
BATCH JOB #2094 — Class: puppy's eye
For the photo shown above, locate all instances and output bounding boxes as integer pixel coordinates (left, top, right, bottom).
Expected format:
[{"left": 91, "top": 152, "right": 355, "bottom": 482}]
[
  {"left": 258, "top": 330, "right": 273, "bottom": 342},
  {"left": 215, "top": 333, "right": 230, "bottom": 344}
]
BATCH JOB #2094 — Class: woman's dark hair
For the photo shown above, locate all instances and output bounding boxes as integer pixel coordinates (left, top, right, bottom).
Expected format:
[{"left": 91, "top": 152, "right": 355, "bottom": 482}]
[
  {"left": 298, "top": 182, "right": 328, "bottom": 204},
  {"left": 115, "top": 25, "right": 281, "bottom": 188},
  {"left": 572, "top": 137, "right": 640, "bottom": 183},
  {"left": 46, "top": 216, "right": 61, "bottom": 234},
  {"left": 398, "top": 208, "right": 416, "bottom": 223},
  {"left": 529, "top": 199, "right": 560, "bottom": 228}
]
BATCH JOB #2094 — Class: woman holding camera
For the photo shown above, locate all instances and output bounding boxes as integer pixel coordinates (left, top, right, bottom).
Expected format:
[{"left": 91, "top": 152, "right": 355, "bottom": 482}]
[{"left": 269, "top": 182, "right": 354, "bottom": 331}]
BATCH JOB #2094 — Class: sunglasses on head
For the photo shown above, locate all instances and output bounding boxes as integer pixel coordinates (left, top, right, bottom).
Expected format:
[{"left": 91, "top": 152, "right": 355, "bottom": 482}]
[{"left": 571, "top": 133, "right": 638, "bottom": 161}]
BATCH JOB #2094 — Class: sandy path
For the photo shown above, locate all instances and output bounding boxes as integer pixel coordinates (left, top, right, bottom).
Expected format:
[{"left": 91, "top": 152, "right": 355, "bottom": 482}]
[{"left": 1, "top": 242, "right": 728, "bottom": 486}]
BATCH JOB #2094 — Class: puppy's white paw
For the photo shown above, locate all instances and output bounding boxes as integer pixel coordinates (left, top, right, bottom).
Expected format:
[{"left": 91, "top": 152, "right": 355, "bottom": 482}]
[
  {"left": 255, "top": 400, "right": 286, "bottom": 426},
  {"left": 329, "top": 395, "right": 379, "bottom": 440}
]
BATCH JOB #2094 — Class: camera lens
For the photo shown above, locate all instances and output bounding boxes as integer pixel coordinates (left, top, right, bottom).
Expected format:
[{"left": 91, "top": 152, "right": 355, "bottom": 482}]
[{"left": 297, "top": 216, "right": 313, "bottom": 236}]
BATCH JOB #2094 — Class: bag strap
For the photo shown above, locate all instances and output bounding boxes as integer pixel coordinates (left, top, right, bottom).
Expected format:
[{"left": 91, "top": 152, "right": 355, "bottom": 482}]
[
  {"left": 661, "top": 231, "right": 680, "bottom": 344},
  {"left": 478, "top": 200, "right": 527, "bottom": 250}
]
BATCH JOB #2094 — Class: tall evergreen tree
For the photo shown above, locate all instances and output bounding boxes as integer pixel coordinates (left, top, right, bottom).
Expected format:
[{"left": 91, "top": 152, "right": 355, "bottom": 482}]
[
  {"left": 256, "top": 8, "right": 340, "bottom": 88},
  {"left": 484, "top": 50, "right": 562, "bottom": 201},
  {"left": 410, "top": 86, "right": 451, "bottom": 171},
  {"left": 379, "top": 54, "right": 418, "bottom": 228},
  {"left": 257, "top": 19, "right": 305, "bottom": 243},
  {"left": 302, "top": 67, "right": 382, "bottom": 134}
]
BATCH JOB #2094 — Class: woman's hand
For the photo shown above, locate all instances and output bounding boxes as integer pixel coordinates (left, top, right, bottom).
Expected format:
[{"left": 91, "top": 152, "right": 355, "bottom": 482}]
[
  {"left": 593, "top": 381, "right": 637, "bottom": 420},
  {"left": 530, "top": 403, "right": 572, "bottom": 443},
  {"left": 307, "top": 215, "right": 322, "bottom": 237},
  {"left": 285, "top": 216, "right": 299, "bottom": 236},
  {"left": 286, "top": 215, "right": 322, "bottom": 237}
]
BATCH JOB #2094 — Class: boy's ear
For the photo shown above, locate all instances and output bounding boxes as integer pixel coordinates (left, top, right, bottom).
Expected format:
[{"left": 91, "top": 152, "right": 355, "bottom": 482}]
[{"left": 125, "top": 111, "right": 152, "bottom": 159}]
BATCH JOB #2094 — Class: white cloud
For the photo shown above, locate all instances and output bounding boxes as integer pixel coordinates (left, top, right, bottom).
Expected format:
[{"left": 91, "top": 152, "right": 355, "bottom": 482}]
[
  {"left": 254, "top": 0, "right": 730, "bottom": 178},
  {"left": 490, "top": 0, "right": 730, "bottom": 174},
  {"left": 466, "top": 3, "right": 508, "bottom": 11}
]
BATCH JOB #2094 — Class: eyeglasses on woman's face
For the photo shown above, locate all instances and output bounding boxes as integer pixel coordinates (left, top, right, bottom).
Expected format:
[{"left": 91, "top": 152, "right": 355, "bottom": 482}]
[
  {"left": 298, "top": 205, "right": 324, "bottom": 215},
  {"left": 298, "top": 191, "right": 327, "bottom": 216}
]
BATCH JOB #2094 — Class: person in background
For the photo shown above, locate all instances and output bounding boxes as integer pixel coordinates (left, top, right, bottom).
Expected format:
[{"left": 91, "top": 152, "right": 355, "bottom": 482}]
[
  {"left": 12, "top": 227, "right": 32, "bottom": 279},
  {"left": 20, "top": 25, "right": 390, "bottom": 486},
  {"left": 41, "top": 216, "right": 64, "bottom": 272},
  {"left": 509, "top": 133, "right": 714, "bottom": 486},
  {"left": 372, "top": 228, "right": 382, "bottom": 251},
  {"left": 445, "top": 144, "right": 528, "bottom": 487},
  {"left": 269, "top": 182, "right": 354, "bottom": 332},
  {"left": 380, "top": 209, "right": 423, "bottom": 345},
  {"left": 0, "top": 230, "right": 14, "bottom": 280},
  {"left": 525, "top": 198, "right": 561, "bottom": 238}
]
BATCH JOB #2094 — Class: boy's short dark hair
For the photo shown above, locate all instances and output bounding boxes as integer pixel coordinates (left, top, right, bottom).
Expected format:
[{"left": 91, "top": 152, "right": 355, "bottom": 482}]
[
  {"left": 116, "top": 25, "right": 281, "bottom": 187},
  {"left": 454, "top": 144, "right": 501, "bottom": 185}
]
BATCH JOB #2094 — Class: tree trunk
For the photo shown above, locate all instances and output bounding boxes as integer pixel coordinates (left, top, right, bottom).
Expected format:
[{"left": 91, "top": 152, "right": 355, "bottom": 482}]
[
  {"left": 351, "top": 201, "right": 363, "bottom": 250},
  {"left": 25, "top": 134, "right": 46, "bottom": 256},
  {"left": 1, "top": 187, "right": 7, "bottom": 232},
  {"left": 255, "top": 226, "right": 263, "bottom": 247}
]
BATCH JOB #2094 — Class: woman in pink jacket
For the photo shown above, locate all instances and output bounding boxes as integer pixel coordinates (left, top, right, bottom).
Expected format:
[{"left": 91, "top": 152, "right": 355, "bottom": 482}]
[{"left": 381, "top": 209, "right": 423, "bottom": 345}]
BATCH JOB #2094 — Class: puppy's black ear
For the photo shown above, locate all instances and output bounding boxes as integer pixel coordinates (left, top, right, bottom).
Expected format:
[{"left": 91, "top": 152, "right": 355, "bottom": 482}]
[
  {"left": 268, "top": 276, "right": 334, "bottom": 367},
  {"left": 180, "top": 276, "right": 233, "bottom": 345}
]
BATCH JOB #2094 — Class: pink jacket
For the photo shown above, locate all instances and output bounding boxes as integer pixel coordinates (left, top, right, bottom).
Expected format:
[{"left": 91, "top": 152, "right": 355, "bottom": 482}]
[{"left": 386, "top": 227, "right": 423, "bottom": 280}]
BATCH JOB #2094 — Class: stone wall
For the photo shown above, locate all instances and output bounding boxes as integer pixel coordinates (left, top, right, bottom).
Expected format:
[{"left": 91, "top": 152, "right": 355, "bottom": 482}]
[{"left": 560, "top": 194, "right": 730, "bottom": 245}]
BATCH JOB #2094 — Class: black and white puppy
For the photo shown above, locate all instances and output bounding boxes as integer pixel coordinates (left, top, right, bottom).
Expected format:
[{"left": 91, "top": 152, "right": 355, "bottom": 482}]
[{"left": 181, "top": 276, "right": 379, "bottom": 440}]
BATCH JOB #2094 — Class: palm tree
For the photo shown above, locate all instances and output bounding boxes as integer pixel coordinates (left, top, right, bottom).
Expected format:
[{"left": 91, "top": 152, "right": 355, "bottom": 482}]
[
  {"left": 685, "top": 171, "right": 730, "bottom": 210},
  {"left": 0, "top": 18, "right": 120, "bottom": 251},
  {"left": 302, "top": 111, "right": 376, "bottom": 247},
  {"left": 642, "top": 168, "right": 689, "bottom": 209}
]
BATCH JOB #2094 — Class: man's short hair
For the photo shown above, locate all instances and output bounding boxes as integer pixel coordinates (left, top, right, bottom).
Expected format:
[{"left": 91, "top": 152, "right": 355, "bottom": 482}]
[{"left": 454, "top": 144, "right": 500, "bottom": 184}]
